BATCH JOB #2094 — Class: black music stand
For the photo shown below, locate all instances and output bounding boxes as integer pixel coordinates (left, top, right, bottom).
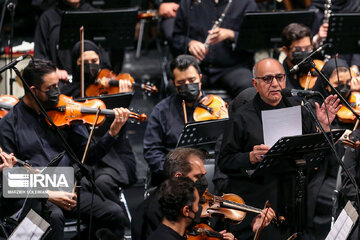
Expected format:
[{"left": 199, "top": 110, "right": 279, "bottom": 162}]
[
  {"left": 325, "top": 13, "right": 360, "bottom": 54},
  {"left": 252, "top": 129, "right": 344, "bottom": 234},
  {"left": 89, "top": 0, "right": 133, "bottom": 9},
  {"left": 176, "top": 119, "right": 228, "bottom": 154},
  {"left": 58, "top": 8, "right": 138, "bottom": 50},
  {"left": 236, "top": 10, "right": 316, "bottom": 51},
  {"left": 75, "top": 92, "right": 134, "bottom": 136}
]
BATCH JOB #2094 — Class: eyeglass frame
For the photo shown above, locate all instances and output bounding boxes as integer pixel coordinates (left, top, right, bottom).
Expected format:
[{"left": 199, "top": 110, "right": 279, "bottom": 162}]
[
  {"left": 289, "top": 45, "right": 313, "bottom": 52},
  {"left": 254, "top": 73, "right": 286, "bottom": 84}
]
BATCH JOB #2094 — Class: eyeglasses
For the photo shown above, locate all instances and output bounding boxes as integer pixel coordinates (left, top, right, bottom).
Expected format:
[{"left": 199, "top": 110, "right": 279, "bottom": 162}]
[
  {"left": 290, "top": 45, "right": 313, "bottom": 52},
  {"left": 255, "top": 74, "right": 286, "bottom": 84}
]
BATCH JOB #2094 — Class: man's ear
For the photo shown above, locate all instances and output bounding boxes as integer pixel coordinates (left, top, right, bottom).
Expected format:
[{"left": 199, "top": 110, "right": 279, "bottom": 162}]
[
  {"left": 182, "top": 205, "right": 190, "bottom": 217},
  {"left": 282, "top": 46, "right": 289, "bottom": 56},
  {"left": 29, "top": 86, "right": 36, "bottom": 94},
  {"left": 174, "top": 172, "right": 183, "bottom": 178},
  {"left": 252, "top": 78, "right": 258, "bottom": 90}
]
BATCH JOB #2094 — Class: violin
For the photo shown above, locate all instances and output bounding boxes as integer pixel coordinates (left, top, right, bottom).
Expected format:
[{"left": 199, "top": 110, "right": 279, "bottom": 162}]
[
  {"left": 85, "top": 69, "right": 158, "bottom": 97},
  {"left": 201, "top": 190, "right": 284, "bottom": 225},
  {"left": 187, "top": 223, "right": 223, "bottom": 240},
  {"left": 298, "top": 59, "right": 325, "bottom": 90},
  {"left": 46, "top": 94, "right": 147, "bottom": 127},
  {"left": 336, "top": 68, "right": 360, "bottom": 123},
  {"left": 336, "top": 92, "right": 360, "bottom": 123},
  {"left": 193, "top": 95, "right": 228, "bottom": 122},
  {"left": 0, "top": 95, "right": 19, "bottom": 118}
]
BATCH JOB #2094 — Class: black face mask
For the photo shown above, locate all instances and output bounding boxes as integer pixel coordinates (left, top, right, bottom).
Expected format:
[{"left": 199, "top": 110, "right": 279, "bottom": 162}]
[
  {"left": 76, "top": 63, "right": 99, "bottom": 84},
  {"left": 39, "top": 87, "right": 60, "bottom": 109},
  {"left": 291, "top": 51, "right": 312, "bottom": 67},
  {"left": 333, "top": 84, "right": 351, "bottom": 100},
  {"left": 186, "top": 204, "right": 202, "bottom": 232},
  {"left": 176, "top": 83, "right": 200, "bottom": 103},
  {"left": 194, "top": 176, "right": 208, "bottom": 198}
]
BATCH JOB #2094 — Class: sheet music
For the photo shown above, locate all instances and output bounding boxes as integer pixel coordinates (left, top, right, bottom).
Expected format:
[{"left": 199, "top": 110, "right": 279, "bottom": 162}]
[
  {"left": 262, "top": 106, "right": 302, "bottom": 147},
  {"left": 8, "top": 209, "right": 50, "bottom": 240},
  {"left": 325, "top": 201, "right": 359, "bottom": 240}
]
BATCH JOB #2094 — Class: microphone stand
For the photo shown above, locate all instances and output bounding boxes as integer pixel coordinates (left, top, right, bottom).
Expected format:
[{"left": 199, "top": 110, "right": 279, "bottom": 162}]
[
  {"left": 303, "top": 60, "right": 360, "bottom": 213},
  {"left": 10, "top": 66, "right": 106, "bottom": 238},
  {"left": 7, "top": 0, "right": 15, "bottom": 95}
]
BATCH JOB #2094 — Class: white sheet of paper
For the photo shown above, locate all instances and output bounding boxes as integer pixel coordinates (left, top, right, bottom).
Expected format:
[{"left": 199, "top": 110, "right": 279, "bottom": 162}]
[
  {"left": 8, "top": 209, "right": 50, "bottom": 240},
  {"left": 262, "top": 105, "right": 302, "bottom": 147},
  {"left": 325, "top": 201, "right": 359, "bottom": 240}
]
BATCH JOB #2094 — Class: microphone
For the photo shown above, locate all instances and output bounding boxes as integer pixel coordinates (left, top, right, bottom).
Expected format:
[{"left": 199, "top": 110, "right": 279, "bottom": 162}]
[
  {"left": 0, "top": 54, "right": 30, "bottom": 74},
  {"left": 289, "top": 43, "right": 329, "bottom": 73},
  {"left": 281, "top": 88, "right": 320, "bottom": 97}
]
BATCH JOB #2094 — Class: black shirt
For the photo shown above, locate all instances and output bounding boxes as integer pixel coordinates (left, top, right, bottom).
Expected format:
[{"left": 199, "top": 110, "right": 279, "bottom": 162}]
[
  {"left": 147, "top": 223, "right": 185, "bottom": 240},
  {"left": 218, "top": 94, "right": 317, "bottom": 239},
  {"left": 34, "top": 3, "right": 95, "bottom": 73},
  {"left": 172, "top": 0, "right": 257, "bottom": 82},
  {"left": 143, "top": 94, "right": 202, "bottom": 174},
  {"left": 0, "top": 99, "right": 117, "bottom": 167}
]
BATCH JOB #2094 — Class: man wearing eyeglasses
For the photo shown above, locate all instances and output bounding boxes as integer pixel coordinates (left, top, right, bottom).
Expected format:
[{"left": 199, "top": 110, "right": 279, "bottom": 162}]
[
  {"left": 217, "top": 58, "right": 341, "bottom": 239},
  {"left": 281, "top": 23, "right": 314, "bottom": 90}
]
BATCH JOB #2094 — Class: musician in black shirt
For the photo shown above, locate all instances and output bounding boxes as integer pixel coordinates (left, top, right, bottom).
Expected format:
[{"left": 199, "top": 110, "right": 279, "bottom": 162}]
[{"left": 172, "top": 0, "right": 258, "bottom": 98}]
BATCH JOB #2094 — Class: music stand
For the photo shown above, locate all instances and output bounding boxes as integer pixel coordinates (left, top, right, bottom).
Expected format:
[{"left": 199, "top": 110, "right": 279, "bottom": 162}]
[
  {"left": 59, "top": 8, "right": 138, "bottom": 50},
  {"left": 251, "top": 129, "right": 344, "bottom": 234},
  {"left": 325, "top": 13, "right": 360, "bottom": 54},
  {"left": 176, "top": 119, "right": 228, "bottom": 154},
  {"left": 236, "top": 10, "right": 316, "bottom": 51},
  {"left": 89, "top": 0, "right": 133, "bottom": 9},
  {"left": 75, "top": 92, "right": 134, "bottom": 136}
]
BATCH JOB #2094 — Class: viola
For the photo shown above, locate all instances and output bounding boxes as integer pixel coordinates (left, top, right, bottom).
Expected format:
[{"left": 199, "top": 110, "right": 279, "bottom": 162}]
[
  {"left": 187, "top": 223, "right": 223, "bottom": 240},
  {"left": 46, "top": 94, "right": 147, "bottom": 127},
  {"left": 298, "top": 59, "right": 325, "bottom": 90},
  {"left": 193, "top": 95, "right": 228, "bottom": 122},
  {"left": 336, "top": 92, "right": 360, "bottom": 123},
  {"left": 0, "top": 95, "right": 19, "bottom": 118},
  {"left": 201, "top": 190, "right": 284, "bottom": 225},
  {"left": 85, "top": 69, "right": 158, "bottom": 97}
]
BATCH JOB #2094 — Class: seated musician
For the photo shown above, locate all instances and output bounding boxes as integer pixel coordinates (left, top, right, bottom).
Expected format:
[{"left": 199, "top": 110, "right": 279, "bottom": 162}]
[
  {"left": 281, "top": 23, "right": 315, "bottom": 90},
  {"left": 310, "top": 0, "right": 360, "bottom": 73},
  {"left": 305, "top": 57, "right": 360, "bottom": 238},
  {"left": 0, "top": 59, "right": 131, "bottom": 239},
  {"left": 60, "top": 39, "right": 133, "bottom": 97},
  {"left": 172, "top": 0, "right": 258, "bottom": 98},
  {"left": 339, "top": 137, "right": 360, "bottom": 240},
  {"left": 143, "top": 54, "right": 228, "bottom": 186},
  {"left": 133, "top": 147, "right": 274, "bottom": 240},
  {"left": 34, "top": 0, "right": 102, "bottom": 82},
  {"left": 59, "top": 39, "right": 138, "bottom": 205},
  {"left": 218, "top": 58, "right": 341, "bottom": 239},
  {"left": 147, "top": 177, "right": 201, "bottom": 240}
]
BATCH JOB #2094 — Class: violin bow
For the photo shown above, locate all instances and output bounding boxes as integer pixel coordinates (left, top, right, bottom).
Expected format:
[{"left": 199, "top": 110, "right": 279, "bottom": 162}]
[
  {"left": 72, "top": 107, "right": 101, "bottom": 193},
  {"left": 80, "top": 26, "right": 85, "bottom": 98},
  {"left": 182, "top": 100, "right": 188, "bottom": 124},
  {"left": 253, "top": 201, "right": 270, "bottom": 240},
  {"left": 304, "top": 71, "right": 311, "bottom": 91}
]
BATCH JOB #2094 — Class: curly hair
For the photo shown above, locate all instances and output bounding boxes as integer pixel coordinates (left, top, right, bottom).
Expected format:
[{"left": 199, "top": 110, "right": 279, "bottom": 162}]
[{"left": 158, "top": 177, "right": 196, "bottom": 222}]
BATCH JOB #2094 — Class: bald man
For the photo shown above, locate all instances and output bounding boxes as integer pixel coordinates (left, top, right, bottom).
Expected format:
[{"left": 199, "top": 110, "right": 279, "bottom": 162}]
[{"left": 218, "top": 58, "right": 341, "bottom": 239}]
